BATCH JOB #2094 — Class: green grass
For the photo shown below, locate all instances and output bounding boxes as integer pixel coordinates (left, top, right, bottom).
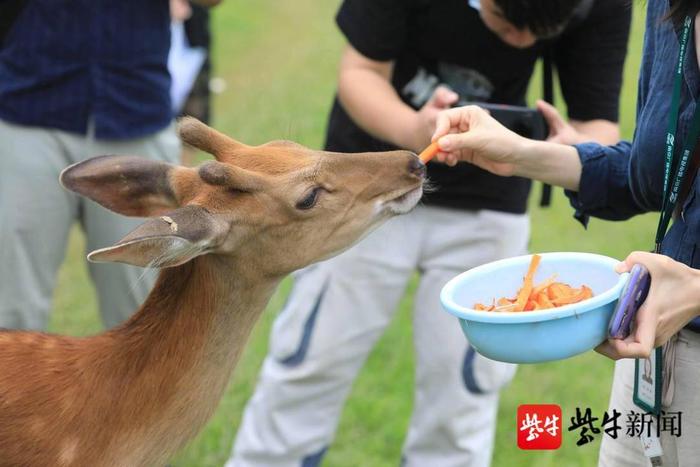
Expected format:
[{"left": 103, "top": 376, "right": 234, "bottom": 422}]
[{"left": 50, "top": 2, "right": 653, "bottom": 466}]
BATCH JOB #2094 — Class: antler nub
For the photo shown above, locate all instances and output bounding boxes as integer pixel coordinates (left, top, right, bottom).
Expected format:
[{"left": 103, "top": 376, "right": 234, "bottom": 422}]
[{"left": 177, "top": 116, "right": 247, "bottom": 161}]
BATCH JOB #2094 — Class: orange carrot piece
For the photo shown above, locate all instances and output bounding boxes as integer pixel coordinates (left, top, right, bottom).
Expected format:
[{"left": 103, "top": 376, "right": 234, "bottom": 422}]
[
  {"left": 418, "top": 142, "right": 441, "bottom": 163},
  {"left": 497, "top": 297, "right": 514, "bottom": 307},
  {"left": 514, "top": 254, "right": 542, "bottom": 311},
  {"left": 551, "top": 285, "right": 594, "bottom": 306},
  {"left": 534, "top": 292, "right": 553, "bottom": 309},
  {"left": 531, "top": 274, "right": 557, "bottom": 297},
  {"left": 471, "top": 255, "right": 594, "bottom": 312},
  {"left": 547, "top": 283, "right": 571, "bottom": 301}
]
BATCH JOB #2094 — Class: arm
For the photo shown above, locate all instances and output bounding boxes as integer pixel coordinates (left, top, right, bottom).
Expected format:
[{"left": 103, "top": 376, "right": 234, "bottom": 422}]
[
  {"left": 190, "top": 0, "right": 222, "bottom": 6},
  {"left": 338, "top": 44, "right": 457, "bottom": 153},
  {"left": 433, "top": 105, "right": 644, "bottom": 221},
  {"left": 537, "top": 99, "right": 621, "bottom": 145},
  {"left": 432, "top": 106, "right": 582, "bottom": 189},
  {"left": 570, "top": 119, "right": 620, "bottom": 145},
  {"left": 597, "top": 252, "right": 700, "bottom": 359},
  {"left": 539, "top": 0, "right": 631, "bottom": 146}
]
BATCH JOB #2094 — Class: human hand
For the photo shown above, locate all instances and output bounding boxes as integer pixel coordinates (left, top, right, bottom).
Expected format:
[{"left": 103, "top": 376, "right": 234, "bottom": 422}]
[
  {"left": 430, "top": 105, "right": 528, "bottom": 176},
  {"left": 596, "top": 251, "right": 700, "bottom": 360},
  {"left": 407, "top": 86, "right": 459, "bottom": 153},
  {"left": 536, "top": 100, "right": 585, "bottom": 145},
  {"left": 170, "top": 0, "right": 192, "bottom": 21}
]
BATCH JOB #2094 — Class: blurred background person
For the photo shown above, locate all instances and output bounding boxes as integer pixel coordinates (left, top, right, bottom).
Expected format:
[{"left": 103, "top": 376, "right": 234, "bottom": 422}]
[
  {"left": 229, "top": 0, "right": 631, "bottom": 466},
  {"left": 0, "top": 0, "right": 221, "bottom": 331},
  {"left": 169, "top": 0, "right": 214, "bottom": 165}
]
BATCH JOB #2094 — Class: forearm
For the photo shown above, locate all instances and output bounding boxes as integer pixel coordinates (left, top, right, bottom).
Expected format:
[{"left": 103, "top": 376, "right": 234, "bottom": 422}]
[
  {"left": 515, "top": 139, "right": 582, "bottom": 191},
  {"left": 338, "top": 66, "right": 419, "bottom": 151},
  {"left": 570, "top": 119, "right": 620, "bottom": 145},
  {"left": 190, "top": 0, "right": 221, "bottom": 6}
]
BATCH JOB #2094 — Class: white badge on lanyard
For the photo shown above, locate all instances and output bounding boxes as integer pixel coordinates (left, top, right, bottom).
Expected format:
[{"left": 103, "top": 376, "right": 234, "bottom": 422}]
[
  {"left": 634, "top": 347, "right": 663, "bottom": 464},
  {"left": 633, "top": 347, "right": 662, "bottom": 414},
  {"left": 639, "top": 416, "right": 663, "bottom": 465}
]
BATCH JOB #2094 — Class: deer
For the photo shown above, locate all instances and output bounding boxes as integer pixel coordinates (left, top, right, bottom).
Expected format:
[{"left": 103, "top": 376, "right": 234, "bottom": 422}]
[{"left": 0, "top": 117, "right": 425, "bottom": 467}]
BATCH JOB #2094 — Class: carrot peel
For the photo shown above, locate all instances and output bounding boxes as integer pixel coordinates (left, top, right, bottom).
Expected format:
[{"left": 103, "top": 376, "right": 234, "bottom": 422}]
[{"left": 473, "top": 254, "right": 594, "bottom": 312}]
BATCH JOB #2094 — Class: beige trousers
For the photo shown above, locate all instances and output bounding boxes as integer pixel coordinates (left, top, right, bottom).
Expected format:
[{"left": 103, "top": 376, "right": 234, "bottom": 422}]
[
  {"left": 599, "top": 329, "right": 700, "bottom": 467},
  {"left": 0, "top": 118, "right": 180, "bottom": 330},
  {"left": 230, "top": 205, "right": 529, "bottom": 467}
]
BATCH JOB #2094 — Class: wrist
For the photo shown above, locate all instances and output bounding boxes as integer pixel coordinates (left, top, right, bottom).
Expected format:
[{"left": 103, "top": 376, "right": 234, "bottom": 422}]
[
  {"left": 512, "top": 138, "right": 582, "bottom": 191},
  {"left": 384, "top": 108, "right": 426, "bottom": 153},
  {"left": 511, "top": 137, "right": 542, "bottom": 176},
  {"left": 399, "top": 112, "right": 427, "bottom": 153},
  {"left": 690, "top": 267, "right": 700, "bottom": 318}
]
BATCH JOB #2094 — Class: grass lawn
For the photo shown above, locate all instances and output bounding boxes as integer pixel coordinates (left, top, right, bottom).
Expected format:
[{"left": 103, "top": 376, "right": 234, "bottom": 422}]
[{"left": 50, "top": 2, "right": 655, "bottom": 466}]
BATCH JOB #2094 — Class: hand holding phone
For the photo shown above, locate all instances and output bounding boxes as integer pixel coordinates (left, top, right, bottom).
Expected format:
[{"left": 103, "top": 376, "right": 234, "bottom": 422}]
[{"left": 608, "top": 264, "right": 651, "bottom": 339}]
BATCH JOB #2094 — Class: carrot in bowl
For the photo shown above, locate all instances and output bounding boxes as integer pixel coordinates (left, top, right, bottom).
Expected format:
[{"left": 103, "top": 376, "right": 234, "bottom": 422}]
[{"left": 473, "top": 254, "right": 594, "bottom": 312}]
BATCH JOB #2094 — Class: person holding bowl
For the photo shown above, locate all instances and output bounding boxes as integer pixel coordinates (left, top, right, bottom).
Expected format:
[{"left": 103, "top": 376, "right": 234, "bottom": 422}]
[{"left": 433, "top": 1, "right": 700, "bottom": 465}]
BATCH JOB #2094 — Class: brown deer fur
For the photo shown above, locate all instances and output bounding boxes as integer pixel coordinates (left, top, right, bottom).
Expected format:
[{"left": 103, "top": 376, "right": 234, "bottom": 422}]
[{"left": 0, "top": 117, "right": 424, "bottom": 466}]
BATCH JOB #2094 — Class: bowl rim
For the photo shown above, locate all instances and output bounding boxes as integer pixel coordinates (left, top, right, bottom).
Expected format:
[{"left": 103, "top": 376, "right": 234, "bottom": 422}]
[{"left": 440, "top": 252, "right": 629, "bottom": 324}]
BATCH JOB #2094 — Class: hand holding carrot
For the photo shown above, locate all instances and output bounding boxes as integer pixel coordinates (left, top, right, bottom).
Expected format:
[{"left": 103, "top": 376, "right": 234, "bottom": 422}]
[
  {"left": 430, "top": 105, "right": 526, "bottom": 175},
  {"left": 430, "top": 105, "right": 584, "bottom": 191}
]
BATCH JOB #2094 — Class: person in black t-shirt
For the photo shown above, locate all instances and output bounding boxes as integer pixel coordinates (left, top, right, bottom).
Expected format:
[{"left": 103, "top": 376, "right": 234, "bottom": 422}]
[{"left": 230, "top": 1, "right": 630, "bottom": 466}]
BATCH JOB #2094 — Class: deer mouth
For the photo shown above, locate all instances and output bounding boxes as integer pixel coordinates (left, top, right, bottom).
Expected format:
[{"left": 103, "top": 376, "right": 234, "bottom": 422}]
[{"left": 384, "top": 185, "right": 423, "bottom": 214}]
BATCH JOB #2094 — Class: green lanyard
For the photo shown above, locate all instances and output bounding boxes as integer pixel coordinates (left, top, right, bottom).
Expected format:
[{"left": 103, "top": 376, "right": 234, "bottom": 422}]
[
  {"left": 634, "top": 15, "right": 700, "bottom": 420},
  {"left": 656, "top": 15, "right": 700, "bottom": 253}
]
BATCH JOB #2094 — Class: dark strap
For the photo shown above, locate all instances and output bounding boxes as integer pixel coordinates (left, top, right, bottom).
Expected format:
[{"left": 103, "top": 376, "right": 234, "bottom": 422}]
[
  {"left": 0, "top": 0, "right": 27, "bottom": 47},
  {"left": 539, "top": 48, "right": 555, "bottom": 207},
  {"left": 538, "top": 0, "right": 595, "bottom": 208}
]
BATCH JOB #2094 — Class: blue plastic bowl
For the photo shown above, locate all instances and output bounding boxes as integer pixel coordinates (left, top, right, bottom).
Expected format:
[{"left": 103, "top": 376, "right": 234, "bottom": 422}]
[{"left": 440, "top": 252, "right": 628, "bottom": 364}]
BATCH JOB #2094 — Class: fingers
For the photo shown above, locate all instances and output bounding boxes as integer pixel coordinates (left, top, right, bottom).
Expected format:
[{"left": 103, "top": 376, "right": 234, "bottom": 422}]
[
  {"left": 428, "top": 86, "right": 459, "bottom": 110},
  {"left": 536, "top": 100, "right": 566, "bottom": 133},
  {"left": 594, "top": 340, "right": 622, "bottom": 360},
  {"left": 432, "top": 106, "right": 484, "bottom": 142},
  {"left": 436, "top": 132, "right": 476, "bottom": 154},
  {"left": 616, "top": 251, "right": 662, "bottom": 275},
  {"left": 602, "top": 303, "right": 657, "bottom": 359}
]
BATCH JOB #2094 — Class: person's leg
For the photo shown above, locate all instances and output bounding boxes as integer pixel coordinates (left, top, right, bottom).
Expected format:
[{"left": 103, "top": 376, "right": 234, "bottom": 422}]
[
  {"left": 404, "top": 207, "right": 528, "bottom": 467},
  {"left": 599, "top": 329, "right": 700, "bottom": 467},
  {"left": 658, "top": 329, "right": 700, "bottom": 466},
  {"left": 79, "top": 123, "right": 181, "bottom": 328},
  {"left": 598, "top": 357, "right": 658, "bottom": 467},
  {"left": 0, "top": 119, "right": 77, "bottom": 330},
  {"left": 228, "top": 214, "right": 421, "bottom": 467}
]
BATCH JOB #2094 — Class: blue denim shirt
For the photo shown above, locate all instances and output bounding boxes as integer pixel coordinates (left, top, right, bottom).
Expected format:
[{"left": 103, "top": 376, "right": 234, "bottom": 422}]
[
  {"left": 0, "top": 0, "right": 172, "bottom": 140},
  {"left": 566, "top": 0, "right": 700, "bottom": 330}
]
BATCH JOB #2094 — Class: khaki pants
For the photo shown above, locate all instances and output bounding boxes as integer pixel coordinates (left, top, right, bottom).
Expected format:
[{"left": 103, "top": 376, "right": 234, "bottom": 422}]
[
  {"left": 230, "top": 205, "right": 529, "bottom": 467},
  {"left": 599, "top": 329, "right": 700, "bottom": 467},
  {"left": 0, "top": 118, "right": 180, "bottom": 330}
]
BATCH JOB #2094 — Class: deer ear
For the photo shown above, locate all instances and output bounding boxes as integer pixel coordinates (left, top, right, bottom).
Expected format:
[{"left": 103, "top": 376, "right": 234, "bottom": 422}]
[
  {"left": 87, "top": 205, "right": 228, "bottom": 268},
  {"left": 60, "top": 155, "right": 189, "bottom": 217}
]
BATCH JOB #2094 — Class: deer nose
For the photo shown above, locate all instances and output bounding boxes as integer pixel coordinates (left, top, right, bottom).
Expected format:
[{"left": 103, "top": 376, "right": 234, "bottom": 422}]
[{"left": 408, "top": 157, "right": 426, "bottom": 179}]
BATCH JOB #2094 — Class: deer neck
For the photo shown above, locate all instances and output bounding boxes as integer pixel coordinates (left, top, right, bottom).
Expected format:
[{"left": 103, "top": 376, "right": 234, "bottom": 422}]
[
  {"left": 99, "top": 255, "right": 280, "bottom": 457},
  {"left": 118, "top": 255, "right": 277, "bottom": 363}
]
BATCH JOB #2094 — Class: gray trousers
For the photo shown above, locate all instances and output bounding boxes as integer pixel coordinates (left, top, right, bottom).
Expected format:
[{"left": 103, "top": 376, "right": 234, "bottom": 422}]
[
  {"left": 0, "top": 118, "right": 181, "bottom": 330},
  {"left": 599, "top": 330, "right": 700, "bottom": 467},
  {"left": 230, "top": 205, "right": 529, "bottom": 467}
]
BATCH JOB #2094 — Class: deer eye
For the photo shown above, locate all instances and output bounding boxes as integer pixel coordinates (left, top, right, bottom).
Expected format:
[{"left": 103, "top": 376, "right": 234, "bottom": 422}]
[{"left": 295, "top": 187, "right": 322, "bottom": 210}]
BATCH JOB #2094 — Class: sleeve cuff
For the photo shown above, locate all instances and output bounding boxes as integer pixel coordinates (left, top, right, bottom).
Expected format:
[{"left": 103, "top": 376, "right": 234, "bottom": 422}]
[{"left": 564, "top": 142, "right": 613, "bottom": 227}]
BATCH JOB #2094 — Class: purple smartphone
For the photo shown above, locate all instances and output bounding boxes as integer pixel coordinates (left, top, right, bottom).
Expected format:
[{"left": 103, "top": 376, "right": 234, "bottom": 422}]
[{"left": 608, "top": 264, "right": 651, "bottom": 339}]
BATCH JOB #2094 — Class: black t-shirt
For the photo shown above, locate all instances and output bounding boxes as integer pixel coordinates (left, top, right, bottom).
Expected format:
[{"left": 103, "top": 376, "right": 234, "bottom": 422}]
[{"left": 324, "top": 0, "right": 631, "bottom": 214}]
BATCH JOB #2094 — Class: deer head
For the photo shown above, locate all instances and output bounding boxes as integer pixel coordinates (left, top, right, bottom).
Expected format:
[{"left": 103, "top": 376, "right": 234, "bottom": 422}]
[{"left": 59, "top": 117, "right": 425, "bottom": 278}]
